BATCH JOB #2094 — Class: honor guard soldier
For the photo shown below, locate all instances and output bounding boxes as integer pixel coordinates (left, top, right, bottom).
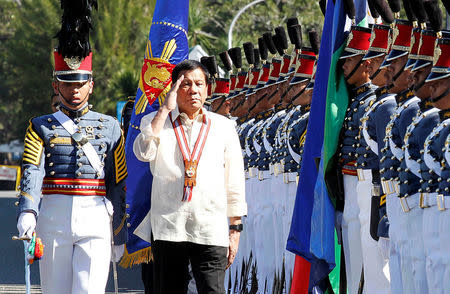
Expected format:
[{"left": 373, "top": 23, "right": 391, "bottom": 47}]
[
  {"left": 359, "top": 21, "right": 396, "bottom": 258},
  {"left": 395, "top": 2, "right": 443, "bottom": 292},
  {"left": 419, "top": 25, "right": 450, "bottom": 293},
  {"left": 16, "top": 1, "right": 127, "bottom": 293},
  {"left": 378, "top": 3, "right": 416, "bottom": 292},
  {"left": 337, "top": 24, "right": 387, "bottom": 293}
]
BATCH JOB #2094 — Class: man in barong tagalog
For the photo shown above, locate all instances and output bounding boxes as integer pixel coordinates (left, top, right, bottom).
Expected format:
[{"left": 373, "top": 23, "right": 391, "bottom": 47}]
[{"left": 133, "top": 59, "right": 247, "bottom": 294}]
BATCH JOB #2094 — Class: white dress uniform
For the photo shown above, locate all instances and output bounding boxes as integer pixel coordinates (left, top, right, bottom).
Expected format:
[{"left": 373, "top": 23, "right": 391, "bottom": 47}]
[{"left": 18, "top": 104, "right": 128, "bottom": 293}]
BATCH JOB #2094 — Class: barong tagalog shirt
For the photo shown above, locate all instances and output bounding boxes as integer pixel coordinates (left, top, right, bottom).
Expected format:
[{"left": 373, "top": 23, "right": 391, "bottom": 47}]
[{"left": 133, "top": 107, "right": 247, "bottom": 247}]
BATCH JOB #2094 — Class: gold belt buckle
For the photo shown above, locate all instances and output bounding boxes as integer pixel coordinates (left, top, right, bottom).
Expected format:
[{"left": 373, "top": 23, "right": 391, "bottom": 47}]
[
  {"left": 393, "top": 181, "right": 400, "bottom": 194},
  {"left": 283, "top": 173, "right": 288, "bottom": 184},
  {"left": 357, "top": 169, "right": 365, "bottom": 181},
  {"left": 437, "top": 194, "right": 446, "bottom": 211},
  {"left": 419, "top": 193, "right": 429, "bottom": 208},
  {"left": 400, "top": 196, "right": 410, "bottom": 213},
  {"left": 381, "top": 181, "right": 391, "bottom": 195},
  {"left": 258, "top": 170, "right": 264, "bottom": 181}
]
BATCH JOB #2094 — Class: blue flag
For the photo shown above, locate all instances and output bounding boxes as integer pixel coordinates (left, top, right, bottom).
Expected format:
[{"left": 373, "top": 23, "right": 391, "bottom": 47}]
[
  {"left": 287, "top": 0, "right": 368, "bottom": 290},
  {"left": 120, "top": 0, "right": 189, "bottom": 268}
]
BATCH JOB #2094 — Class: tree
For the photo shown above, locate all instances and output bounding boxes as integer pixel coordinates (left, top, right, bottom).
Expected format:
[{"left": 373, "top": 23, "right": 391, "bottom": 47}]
[{"left": 188, "top": 0, "right": 324, "bottom": 62}]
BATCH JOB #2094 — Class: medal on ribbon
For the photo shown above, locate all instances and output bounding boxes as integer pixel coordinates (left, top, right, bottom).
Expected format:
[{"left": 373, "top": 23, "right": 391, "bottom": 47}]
[{"left": 170, "top": 112, "right": 211, "bottom": 202}]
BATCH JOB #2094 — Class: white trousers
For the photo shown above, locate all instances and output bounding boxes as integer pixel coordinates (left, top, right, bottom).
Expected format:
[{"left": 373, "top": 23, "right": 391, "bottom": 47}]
[
  {"left": 439, "top": 205, "right": 450, "bottom": 292},
  {"left": 36, "top": 195, "right": 112, "bottom": 294},
  {"left": 356, "top": 171, "right": 390, "bottom": 294},
  {"left": 385, "top": 187, "right": 403, "bottom": 294},
  {"left": 342, "top": 174, "right": 363, "bottom": 294},
  {"left": 422, "top": 193, "right": 444, "bottom": 294},
  {"left": 398, "top": 193, "right": 427, "bottom": 294}
]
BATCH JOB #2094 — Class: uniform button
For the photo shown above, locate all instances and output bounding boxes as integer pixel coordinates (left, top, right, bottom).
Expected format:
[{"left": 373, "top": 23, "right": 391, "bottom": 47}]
[
  {"left": 48, "top": 118, "right": 52, "bottom": 122},
  {"left": 14, "top": 201, "right": 19, "bottom": 206},
  {"left": 50, "top": 171, "right": 55, "bottom": 175},
  {"left": 101, "top": 143, "right": 106, "bottom": 148},
  {"left": 50, "top": 143, "right": 55, "bottom": 148},
  {"left": 126, "top": 204, "right": 130, "bottom": 209},
  {"left": 127, "top": 223, "right": 131, "bottom": 228},
  {"left": 75, "top": 118, "right": 81, "bottom": 123},
  {"left": 52, "top": 125, "right": 56, "bottom": 130},
  {"left": 96, "top": 172, "right": 101, "bottom": 177},
  {"left": 46, "top": 153, "right": 51, "bottom": 158},
  {"left": 76, "top": 171, "right": 82, "bottom": 177},
  {"left": 77, "top": 162, "right": 83, "bottom": 167},
  {"left": 54, "top": 133, "right": 58, "bottom": 138},
  {"left": 49, "top": 162, "right": 54, "bottom": 167}
]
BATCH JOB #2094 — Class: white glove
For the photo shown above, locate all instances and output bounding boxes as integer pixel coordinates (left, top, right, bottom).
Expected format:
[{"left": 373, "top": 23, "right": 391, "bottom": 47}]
[
  {"left": 17, "top": 212, "right": 36, "bottom": 239},
  {"left": 112, "top": 244, "right": 124, "bottom": 262},
  {"left": 378, "top": 237, "right": 390, "bottom": 260}
]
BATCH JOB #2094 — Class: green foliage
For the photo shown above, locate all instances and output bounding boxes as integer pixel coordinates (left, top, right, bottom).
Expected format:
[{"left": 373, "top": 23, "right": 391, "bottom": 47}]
[{"left": 188, "top": 0, "right": 324, "bottom": 59}]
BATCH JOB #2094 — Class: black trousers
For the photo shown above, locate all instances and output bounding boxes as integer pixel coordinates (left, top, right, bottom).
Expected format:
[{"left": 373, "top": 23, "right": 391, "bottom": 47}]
[
  {"left": 142, "top": 261, "right": 154, "bottom": 294},
  {"left": 152, "top": 240, "right": 228, "bottom": 294}
]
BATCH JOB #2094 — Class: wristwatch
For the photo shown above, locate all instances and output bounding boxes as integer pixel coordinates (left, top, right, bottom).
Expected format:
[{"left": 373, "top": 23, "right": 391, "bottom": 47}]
[{"left": 229, "top": 224, "right": 243, "bottom": 232}]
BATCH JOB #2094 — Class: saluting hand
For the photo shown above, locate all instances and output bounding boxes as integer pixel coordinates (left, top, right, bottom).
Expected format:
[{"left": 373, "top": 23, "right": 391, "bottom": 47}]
[{"left": 163, "top": 74, "right": 184, "bottom": 112}]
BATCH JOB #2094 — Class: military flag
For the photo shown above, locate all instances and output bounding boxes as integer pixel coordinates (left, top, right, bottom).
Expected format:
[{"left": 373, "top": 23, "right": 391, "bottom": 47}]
[
  {"left": 287, "top": 0, "right": 369, "bottom": 292},
  {"left": 120, "top": 0, "right": 189, "bottom": 268}
]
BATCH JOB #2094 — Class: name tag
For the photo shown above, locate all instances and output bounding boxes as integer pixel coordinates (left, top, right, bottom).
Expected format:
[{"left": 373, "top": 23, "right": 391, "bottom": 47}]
[{"left": 50, "top": 137, "right": 73, "bottom": 145}]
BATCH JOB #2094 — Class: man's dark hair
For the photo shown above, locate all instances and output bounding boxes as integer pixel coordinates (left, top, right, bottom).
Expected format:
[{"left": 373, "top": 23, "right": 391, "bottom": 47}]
[{"left": 172, "top": 59, "right": 210, "bottom": 84}]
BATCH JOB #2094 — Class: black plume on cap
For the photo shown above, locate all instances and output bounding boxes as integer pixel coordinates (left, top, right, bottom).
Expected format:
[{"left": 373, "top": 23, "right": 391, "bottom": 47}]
[
  {"left": 263, "top": 32, "right": 278, "bottom": 55},
  {"left": 243, "top": 42, "right": 255, "bottom": 65},
  {"left": 309, "top": 30, "right": 320, "bottom": 54},
  {"left": 219, "top": 51, "right": 232, "bottom": 72},
  {"left": 402, "top": 0, "right": 417, "bottom": 23},
  {"left": 343, "top": 0, "right": 356, "bottom": 20},
  {"left": 200, "top": 56, "right": 218, "bottom": 77},
  {"left": 387, "top": 0, "right": 401, "bottom": 13},
  {"left": 273, "top": 34, "right": 285, "bottom": 56},
  {"left": 288, "top": 24, "right": 303, "bottom": 49},
  {"left": 275, "top": 26, "right": 289, "bottom": 50},
  {"left": 368, "top": 0, "right": 380, "bottom": 19},
  {"left": 253, "top": 49, "right": 261, "bottom": 67},
  {"left": 424, "top": 0, "right": 443, "bottom": 32},
  {"left": 56, "top": 0, "right": 98, "bottom": 59},
  {"left": 228, "top": 47, "right": 242, "bottom": 69},
  {"left": 319, "top": 0, "right": 327, "bottom": 16},
  {"left": 286, "top": 17, "right": 299, "bottom": 28},
  {"left": 372, "top": 0, "right": 394, "bottom": 24},
  {"left": 409, "top": 0, "right": 428, "bottom": 24},
  {"left": 258, "top": 37, "right": 269, "bottom": 60}
]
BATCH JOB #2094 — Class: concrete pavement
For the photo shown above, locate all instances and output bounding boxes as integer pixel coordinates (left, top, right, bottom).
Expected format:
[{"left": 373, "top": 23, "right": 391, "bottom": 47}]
[{"left": 0, "top": 192, "right": 145, "bottom": 293}]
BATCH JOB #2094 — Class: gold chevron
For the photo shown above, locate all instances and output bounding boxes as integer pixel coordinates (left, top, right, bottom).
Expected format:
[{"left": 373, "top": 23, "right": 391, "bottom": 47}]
[
  {"left": 23, "top": 121, "right": 44, "bottom": 166},
  {"left": 114, "top": 134, "right": 127, "bottom": 184},
  {"left": 161, "top": 39, "right": 177, "bottom": 61}
]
